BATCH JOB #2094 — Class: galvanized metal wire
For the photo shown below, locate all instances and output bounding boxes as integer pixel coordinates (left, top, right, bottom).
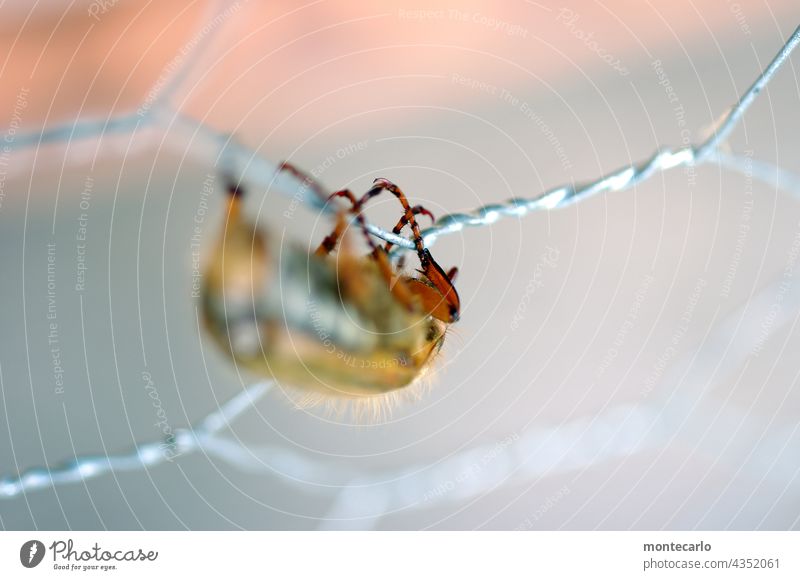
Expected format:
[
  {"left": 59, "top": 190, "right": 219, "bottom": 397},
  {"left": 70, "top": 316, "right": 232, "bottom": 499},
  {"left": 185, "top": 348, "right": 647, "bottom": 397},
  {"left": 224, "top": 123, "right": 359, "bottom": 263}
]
[{"left": 1, "top": 5, "right": 799, "bottom": 509}]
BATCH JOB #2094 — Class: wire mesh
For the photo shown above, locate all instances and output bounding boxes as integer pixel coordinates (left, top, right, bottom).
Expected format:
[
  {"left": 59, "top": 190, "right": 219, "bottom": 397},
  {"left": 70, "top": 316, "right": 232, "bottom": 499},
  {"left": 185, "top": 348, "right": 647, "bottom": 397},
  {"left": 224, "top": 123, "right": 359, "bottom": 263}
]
[{"left": 1, "top": 2, "right": 799, "bottom": 530}]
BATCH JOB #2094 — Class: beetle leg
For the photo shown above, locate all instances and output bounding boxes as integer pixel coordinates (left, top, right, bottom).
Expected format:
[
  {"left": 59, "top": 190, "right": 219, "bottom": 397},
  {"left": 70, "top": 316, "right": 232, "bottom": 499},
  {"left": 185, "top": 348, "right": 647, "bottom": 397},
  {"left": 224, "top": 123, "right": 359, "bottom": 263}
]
[
  {"left": 311, "top": 187, "right": 417, "bottom": 310},
  {"left": 315, "top": 210, "right": 348, "bottom": 256},
  {"left": 314, "top": 190, "right": 356, "bottom": 256},
  {"left": 277, "top": 165, "right": 453, "bottom": 317},
  {"left": 278, "top": 163, "right": 386, "bottom": 257},
  {"left": 314, "top": 189, "right": 382, "bottom": 257},
  {"left": 276, "top": 161, "right": 352, "bottom": 257},
  {"left": 355, "top": 178, "right": 433, "bottom": 260},
  {"left": 382, "top": 205, "right": 435, "bottom": 253},
  {"left": 277, "top": 161, "right": 329, "bottom": 204},
  {"left": 356, "top": 178, "right": 460, "bottom": 322}
]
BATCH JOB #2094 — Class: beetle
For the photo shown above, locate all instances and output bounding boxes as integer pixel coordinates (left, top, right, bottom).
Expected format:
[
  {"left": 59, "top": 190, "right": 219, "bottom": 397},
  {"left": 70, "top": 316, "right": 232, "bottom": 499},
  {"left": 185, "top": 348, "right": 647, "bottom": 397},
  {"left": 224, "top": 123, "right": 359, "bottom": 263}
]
[{"left": 201, "top": 163, "right": 460, "bottom": 404}]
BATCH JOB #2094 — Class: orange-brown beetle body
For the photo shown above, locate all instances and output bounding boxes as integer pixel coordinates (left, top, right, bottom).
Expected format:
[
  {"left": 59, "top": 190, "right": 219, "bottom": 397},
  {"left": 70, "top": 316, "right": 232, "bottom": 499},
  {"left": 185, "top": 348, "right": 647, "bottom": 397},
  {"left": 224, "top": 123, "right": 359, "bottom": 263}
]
[{"left": 202, "top": 167, "right": 460, "bottom": 401}]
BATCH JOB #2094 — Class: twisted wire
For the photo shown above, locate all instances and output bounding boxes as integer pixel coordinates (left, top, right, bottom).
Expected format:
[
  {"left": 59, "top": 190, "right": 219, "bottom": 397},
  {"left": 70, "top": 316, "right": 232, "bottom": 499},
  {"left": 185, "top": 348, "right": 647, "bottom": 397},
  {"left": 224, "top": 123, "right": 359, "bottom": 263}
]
[
  {"left": 0, "top": 8, "right": 798, "bottom": 502},
  {"left": 0, "top": 382, "right": 271, "bottom": 498},
  {"left": 408, "top": 25, "right": 800, "bottom": 251},
  {"left": 413, "top": 147, "right": 695, "bottom": 251}
]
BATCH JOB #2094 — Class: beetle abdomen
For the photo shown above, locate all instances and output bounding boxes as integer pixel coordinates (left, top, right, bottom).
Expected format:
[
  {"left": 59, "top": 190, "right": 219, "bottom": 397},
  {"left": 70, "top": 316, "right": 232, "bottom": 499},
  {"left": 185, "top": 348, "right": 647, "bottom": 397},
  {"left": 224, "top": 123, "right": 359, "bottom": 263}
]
[{"left": 203, "top": 237, "right": 443, "bottom": 397}]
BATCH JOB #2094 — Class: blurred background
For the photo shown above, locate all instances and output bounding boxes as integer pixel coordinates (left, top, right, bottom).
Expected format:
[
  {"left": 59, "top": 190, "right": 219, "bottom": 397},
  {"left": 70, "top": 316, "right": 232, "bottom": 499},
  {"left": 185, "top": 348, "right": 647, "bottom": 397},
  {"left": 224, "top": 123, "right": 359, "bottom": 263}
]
[{"left": 0, "top": 0, "right": 799, "bottom": 530}]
